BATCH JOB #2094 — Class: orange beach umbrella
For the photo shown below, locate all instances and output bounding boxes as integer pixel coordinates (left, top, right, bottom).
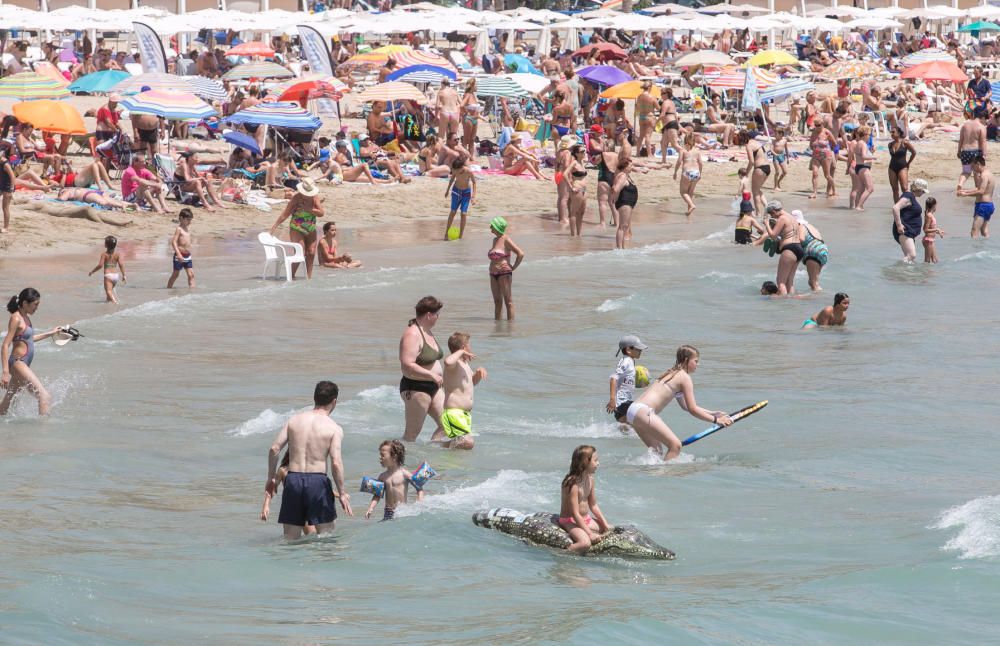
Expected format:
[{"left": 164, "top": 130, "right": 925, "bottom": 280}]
[{"left": 12, "top": 100, "right": 86, "bottom": 135}]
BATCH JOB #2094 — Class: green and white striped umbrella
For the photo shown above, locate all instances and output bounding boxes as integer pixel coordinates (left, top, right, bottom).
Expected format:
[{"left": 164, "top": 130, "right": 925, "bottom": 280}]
[
  {"left": 472, "top": 76, "right": 530, "bottom": 99},
  {"left": 0, "top": 71, "right": 70, "bottom": 100}
]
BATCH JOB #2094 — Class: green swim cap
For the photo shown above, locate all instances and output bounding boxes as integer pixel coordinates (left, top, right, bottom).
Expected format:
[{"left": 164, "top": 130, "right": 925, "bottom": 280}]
[{"left": 490, "top": 217, "right": 507, "bottom": 235}]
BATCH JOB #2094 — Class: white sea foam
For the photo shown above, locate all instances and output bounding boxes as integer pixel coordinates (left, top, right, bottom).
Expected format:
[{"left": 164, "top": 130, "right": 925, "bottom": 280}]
[
  {"left": 394, "top": 469, "right": 555, "bottom": 518},
  {"left": 932, "top": 495, "right": 1000, "bottom": 560},
  {"left": 699, "top": 270, "right": 740, "bottom": 281},
  {"left": 621, "top": 450, "right": 709, "bottom": 466},
  {"left": 227, "top": 408, "right": 299, "bottom": 437},
  {"left": 500, "top": 417, "right": 627, "bottom": 439},
  {"left": 596, "top": 295, "right": 633, "bottom": 312},
  {"left": 953, "top": 250, "right": 1000, "bottom": 264}
]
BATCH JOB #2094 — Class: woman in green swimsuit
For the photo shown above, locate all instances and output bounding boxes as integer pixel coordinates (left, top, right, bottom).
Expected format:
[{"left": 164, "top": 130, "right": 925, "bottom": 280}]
[
  {"left": 398, "top": 296, "right": 445, "bottom": 442},
  {"left": 270, "top": 178, "right": 324, "bottom": 279}
]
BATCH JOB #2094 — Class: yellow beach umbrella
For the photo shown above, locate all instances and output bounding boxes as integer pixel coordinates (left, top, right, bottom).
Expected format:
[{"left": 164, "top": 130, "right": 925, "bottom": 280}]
[
  {"left": 12, "top": 100, "right": 86, "bottom": 135},
  {"left": 373, "top": 44, "right": 413, "bottom": 55},
  {"left": 356, "top": 81, "right": 428, "bottom": 104},
  {"left": 747, "top": 49, "right": 799, "bottom": 67},
  {"left": 345, "top": 52, "right": 389, "bottom": 68},
  {"left": 599, "top": 80, "right": 661, "bottom": 100}
]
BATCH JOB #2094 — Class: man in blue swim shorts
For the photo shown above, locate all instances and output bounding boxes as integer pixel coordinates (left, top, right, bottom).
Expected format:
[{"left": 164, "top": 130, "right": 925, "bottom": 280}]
[
  {"left": 958, "top": 154, "right": 995, "bottom": 238},
  {"left": 266, "top": 381, "right": 353, "bottom": 539}
]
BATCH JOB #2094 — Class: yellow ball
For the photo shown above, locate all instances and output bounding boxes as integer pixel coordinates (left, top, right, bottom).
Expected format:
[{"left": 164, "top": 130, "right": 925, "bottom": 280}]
[
  {"left": 635, "top": 365, "right": 650, "bottom": 388},
  {"left": 447, "top": 227, "right": 461, "bottom": 241}
]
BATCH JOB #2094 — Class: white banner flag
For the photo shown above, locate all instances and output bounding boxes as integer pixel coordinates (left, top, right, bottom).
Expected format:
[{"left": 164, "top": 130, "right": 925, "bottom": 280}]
[{"left": 133, "top": 22, "right": 167, "bottom": 74}]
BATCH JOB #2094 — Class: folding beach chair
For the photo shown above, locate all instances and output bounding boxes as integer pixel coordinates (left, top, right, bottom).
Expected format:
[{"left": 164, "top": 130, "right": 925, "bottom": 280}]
[{"left": 153, "top": 153, "right": 194, "bottom": 204}]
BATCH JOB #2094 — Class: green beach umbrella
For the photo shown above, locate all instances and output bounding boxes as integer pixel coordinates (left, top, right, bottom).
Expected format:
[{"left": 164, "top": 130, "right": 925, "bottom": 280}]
[{"left": 959, "top": 20, "right": 1000, "bottom": 32}]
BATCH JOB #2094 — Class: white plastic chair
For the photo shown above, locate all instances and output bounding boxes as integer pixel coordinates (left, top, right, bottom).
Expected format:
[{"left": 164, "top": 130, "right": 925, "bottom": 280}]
[{"left": 257, "top": 232, "right": 305, "bottom": 281}]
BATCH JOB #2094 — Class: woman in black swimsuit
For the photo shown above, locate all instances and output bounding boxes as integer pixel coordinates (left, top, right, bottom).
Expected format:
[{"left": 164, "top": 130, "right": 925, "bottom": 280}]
[
  {"left": 739, "top": 130, "right": 770, "bottom": 216},
  {"left": 887, "top": 127, "right": 916, "bottom": 202},
  {"left": 612, "top": 157, "right": 638, "bottom": 249},
  {"left": 658, "top": 88, "right": 680, "bottom": 165},
  {"left": 594, "top": 140, "right": 618, "bottom": 228},
  {"left": 764, "top": 201, "right": 802, "bottom": 295},
  {"left": 399, "top": 296, "right": 445, "bottom": 442}
]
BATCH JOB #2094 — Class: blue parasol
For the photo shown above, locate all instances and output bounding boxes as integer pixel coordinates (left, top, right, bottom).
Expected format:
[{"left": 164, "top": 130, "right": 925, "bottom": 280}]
[{"left": 223, "top": 130, "right": 261, "bottom": 155}]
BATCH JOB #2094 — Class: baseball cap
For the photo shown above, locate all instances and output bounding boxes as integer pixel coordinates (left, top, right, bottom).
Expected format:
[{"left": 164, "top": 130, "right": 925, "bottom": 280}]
[
  {"left": 617, "top": 334, "right": 648, "bottom": 354},
  {"left": 765, "top": 199, "right": 783, "bottom": 213}
]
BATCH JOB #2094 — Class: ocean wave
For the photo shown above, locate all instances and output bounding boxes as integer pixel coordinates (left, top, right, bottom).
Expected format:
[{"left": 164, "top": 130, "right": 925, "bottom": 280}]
[
  {"left": 531, "top": 228, "right": 730, "bottom": 267},
  {"left": 597, "top": 295, "right": 633, "bottom": 312},
  {"left": 932, "top": 494, "right": 1000, "bottom": 560},
  {"left": 500, "top": 417, "right": 628, "bottom": 439},
  {"left": 394, "top": 469, "right": 555, "bottom": 518},
  {"left": 227, "top": 408, "right": 300, "bottom": 437},
  {"left": 953, "top": 251, "right": 1000, "bottom": 264},
  {"left": 621, "top": 449, "right": 718, "bottom": 466}
]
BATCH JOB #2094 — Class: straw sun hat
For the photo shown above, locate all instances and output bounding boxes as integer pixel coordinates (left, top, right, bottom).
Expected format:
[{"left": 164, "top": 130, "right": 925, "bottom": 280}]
[{"left": 297, "top": 178, "right": 319, "bottom": 197}]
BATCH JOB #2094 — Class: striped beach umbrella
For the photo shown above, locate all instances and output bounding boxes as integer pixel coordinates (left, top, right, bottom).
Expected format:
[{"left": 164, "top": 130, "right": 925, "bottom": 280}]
[
  {"left": 373, "top": 44, "right": 412, "bottom": 55},
  {"left": 819, "top": 60, "right": 884, "bottom": 81},
  {"left": 113, "top": 72, "right": 194, "bottom": 95},
  {"left": 385, "top": 64, "right": 457, "bottom": 85},
  {"left": 181, "top": 76, "right": 228, "bottom": 102},
  {"left": 223, "top": 61, "right": 295, "bottom": 81},
  {"left": 226, "top": 102, "right": 322, "bottom": 129},
  {"left": 503, "top": 73, "right": 551, "bottom": 94},
  {"left": 706, "top": 66, "right": 778, "bottom": 90},
  {"left": 392, "top": 50, "right": 456, "bottom": 73},
  {"left": 267, "top": 75, "right": 348, "bottom": 101},
  {"left": 32, "top": 62, "right": 70, "bottom": 87},
  {"left": 0, "top": 72, "right": 70, "bottom": 100},
  {"left": 119, "top": 90, "right": 217, "bottom": 120},
  {"left": 356, "top": 81, "right": 428, "bottom": 104},
  {"left": 473, "top": 76, "right": 530, "bottom": 99},
  {"left": 901, "top": 48, "right": 956, "bottom": 67},
  {"left": 68, "top": 70, "right": 130, "bottom": 94},
  {"left": 225, "top": 41, "right": 275, "bottom": 57},
  {"left": 991, "top": 80, "right": 1000, "bottom": 104},
  {"left": 345, "top": 51, "right": 389, "bottom": 69},
  {"left": 759, "top": 77, "right": 815, "bottom": 103}
]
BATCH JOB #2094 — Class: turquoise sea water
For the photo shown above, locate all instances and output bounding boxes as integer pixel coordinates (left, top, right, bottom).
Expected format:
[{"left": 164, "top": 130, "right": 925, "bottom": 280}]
[{"left": 1, "top": 186, "right": 998, "bottom": 644}]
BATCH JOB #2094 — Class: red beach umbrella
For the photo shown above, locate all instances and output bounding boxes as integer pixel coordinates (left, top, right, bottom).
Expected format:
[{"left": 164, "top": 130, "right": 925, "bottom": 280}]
[
  {"left": 571, "top": 42, "right": 628, "bottom": 61},
  {"left": 900, "top": 60, "right": 968, "bottom": 83},
  {"left": 226, "top": 41, "right": 276, "bottom": 58}
]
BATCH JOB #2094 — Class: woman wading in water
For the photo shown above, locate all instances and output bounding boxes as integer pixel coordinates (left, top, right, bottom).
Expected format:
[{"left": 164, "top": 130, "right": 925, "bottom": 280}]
[
  {"left": 399, "top": 296, "right": 445, "bottom": 442},
  {"left": 1, "top": 288, "right": 62, "bottom": 416}
]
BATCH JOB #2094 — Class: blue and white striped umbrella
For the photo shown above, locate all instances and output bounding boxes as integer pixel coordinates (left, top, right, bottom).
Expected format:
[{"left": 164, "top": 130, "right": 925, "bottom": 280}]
[
  {"left": 385, "top": 64, "right": 457, "bottom": 85},
  {"left": 181, "top": 76, "right": 228, "bottom": 102},
  {"left": 990, "top": 81, "right": 1000, "bottom": 104},
  {"left": 760, "top": 78, "right": 815, "bottom": 103},
  {"left": 119, "top": 90, "right": 217, "bottom": 120},
  {"left": 901, "top": 48, "right": 956, "bottom": 68},
  {"left": 226, "top": 101, "right": 322, "bottom": 130}
]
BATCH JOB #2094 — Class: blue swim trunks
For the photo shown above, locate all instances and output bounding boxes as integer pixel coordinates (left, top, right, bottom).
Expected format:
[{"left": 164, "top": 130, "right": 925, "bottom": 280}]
[
  {"left": 172, "top": 254, "right": 193, "bottom": 271},
  {"left": 975, "top": 201, "right": 994, "bottom": 222},
  {"left": 278, "top": 472, "right": 337, "bottom": 526},
  {"left": 450, "top": 187, "right": 472, "bottom": 213}
]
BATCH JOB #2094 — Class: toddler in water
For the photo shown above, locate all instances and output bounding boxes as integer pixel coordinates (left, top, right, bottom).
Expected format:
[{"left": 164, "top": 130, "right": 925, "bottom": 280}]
[
  {"left": 88, "top": 235, "right": 126, "bottom": 303},
  {"left": 364, "top": 440, "right": 426, "bottom": 520},
  {"left": 318, "top": 221, "right": 362, "bottom": 269},
  {"left": 607, "top": 334, "right": 647, "bottom": 424},
  {"left": 922, "top": 196, "right": 945, "bottom": 263},
  {"left": 559, "top": 445, "right": 611, "bottom": 555},
  {"left": 771, "top": 127, "right": 788, "bottom": 190},
  {"left": 737, "top": 167, "right": 751, "bottom": 205}
]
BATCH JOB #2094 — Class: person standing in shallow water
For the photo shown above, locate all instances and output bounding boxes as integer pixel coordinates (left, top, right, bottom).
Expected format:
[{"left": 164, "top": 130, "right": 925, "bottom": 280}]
[
  {"left": 487, "top": 217, "right": 523, "bottom": 321},
  {"left": 399, "top": 296, "right": 445, "bottom": 442},
  {"left": 1, "top": 288, "right": 63, "bottom": 416},
  {"left": 891, "top": 178, "right": 928, "bottom": 262},
  {"left": 266, "top": 380, "right": 352, "bottom": 540},
  {"left": 957, "top": 154, "right": 994, "bottom": 238}
]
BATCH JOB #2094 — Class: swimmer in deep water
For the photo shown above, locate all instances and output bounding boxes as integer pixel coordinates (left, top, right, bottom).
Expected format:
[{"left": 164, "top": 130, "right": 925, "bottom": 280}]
[
  {"left": 626, "top": 346, "right": 733, "bottom": 460},
  {"left": 559, "top": 445, "right": 612, "bottom": 554},
  {"left": 802, "top": 292, "right": 850, "bottom": 328}
]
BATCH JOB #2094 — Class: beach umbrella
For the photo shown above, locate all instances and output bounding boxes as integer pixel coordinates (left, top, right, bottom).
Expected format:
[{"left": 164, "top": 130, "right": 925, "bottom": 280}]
[
  {"left": 600, "top": 80, "right": 661, "bottom": 100},
  {"left": 759, "top": 77, "right": 815, "bottom": 103},
  {"left": 0, "top": 72, "right": 70, "bottom": 100},
  {"left": 277, "top": 77, "right": 347, "bottom": 103},
  {"left": 901, "top": 60, "right": 968, "bottom": 83},
  {"left": 991, "top": 81, "right": 1000, "bottom": 104},
  {"left": 225, "top": 41, "right": 276, "bottom": 57},
  {"left": 564, "top": 26, "right": 580, "bottom": 52},
  {"left": 11, "top": 100, "right": 85, "bottom": 135},
  {"left": 119, "top": 90, "right": 217, "bottom": 120},
  {"left": 706, "top": 67, "right": 778, "bottom": 90},
  {"left": 901, "top": 48, "right": 956, "bottom": 67},
  {"left": 393, "top": 49, "right": 457, "bottom": 72},
  {"left": 113, "top": 72, "right": 195, "bottom": 95},
  {"left": 503, "top": 73, "right": 551, "bottom": 94},
  {"left": 345, "top": 51, "right": 389, "bottom": 69},
  {"left": 32, "top": 62, "right": 70, "bottom": 87},
  {"left": 386, "top": 64, "right": 457, "bottom": 84},
  {"left": 747, "top": 49, "right": 799, "bottom": 67},
  {"left": 576, "top": 65, "right": 632, "bottom": 87},
  {"left": 572, "top": 42, "right": 627, "bottom": 61},
  {"left": 373, "top": 44, "right": 413, "bottom": 55},
  {"left": 672, "top": 50, "right": 737, "bottom": 68},
  {"left": 356, "top": 81, "right": 428, "bottom": 104},
  {"left": 504, "top": 53, "right": 542, "bottom": 75},
  {"left": 223, "top": 61, "right": 295, "bottom": 81},
  {"left": 819, "top": 60, "right": 884, "bottom": 81},
  {"left": 472, "top": 76, "right": 529, "bottom": 98},
  {"left": 226, "top": 102, "right": 322, "bottom": 129},
  {"left": 222, "top": 130, "right": 261, "bottom": 155},
  {"left": 68, "top": 70, "right": 130, "bottom": 94},
  {"left": 181, "top": 76, "right": 228, "bottom": 102},
  {"left": 958, "top": 20, "right": 1000, "bottom": 32},
  {"left": 474, "top": 30, "right": 491, "bottom": 60}
]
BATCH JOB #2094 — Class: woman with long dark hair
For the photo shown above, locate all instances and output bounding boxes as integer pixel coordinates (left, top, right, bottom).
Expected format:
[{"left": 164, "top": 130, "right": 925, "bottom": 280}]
[{"left": 1, "top": 288, "right": 62, "bottom": 416}]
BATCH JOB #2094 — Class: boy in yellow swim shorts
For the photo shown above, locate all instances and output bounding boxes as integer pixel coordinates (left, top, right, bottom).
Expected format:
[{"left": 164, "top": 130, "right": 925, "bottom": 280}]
[{"left": 433, "top": 331, "right": 487, "bottom": 450}]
